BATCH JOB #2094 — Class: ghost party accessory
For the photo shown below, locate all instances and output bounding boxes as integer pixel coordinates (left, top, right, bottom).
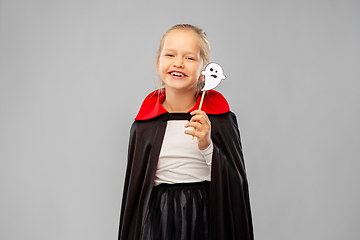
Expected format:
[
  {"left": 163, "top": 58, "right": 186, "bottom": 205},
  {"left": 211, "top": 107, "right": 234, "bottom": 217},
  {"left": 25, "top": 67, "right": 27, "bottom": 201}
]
[
  {"left": 199, "top": 62, "right": 226, "bottom": 111},
  {"left": 192, "top": 62, "right": 226, "bottom": 139}
]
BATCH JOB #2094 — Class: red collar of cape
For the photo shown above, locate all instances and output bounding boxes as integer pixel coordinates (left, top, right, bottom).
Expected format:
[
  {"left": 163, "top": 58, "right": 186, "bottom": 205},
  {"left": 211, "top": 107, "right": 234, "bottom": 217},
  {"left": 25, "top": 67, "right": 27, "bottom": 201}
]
[{"left": 135, "top": 89, "right": 230, "bottom": 120}]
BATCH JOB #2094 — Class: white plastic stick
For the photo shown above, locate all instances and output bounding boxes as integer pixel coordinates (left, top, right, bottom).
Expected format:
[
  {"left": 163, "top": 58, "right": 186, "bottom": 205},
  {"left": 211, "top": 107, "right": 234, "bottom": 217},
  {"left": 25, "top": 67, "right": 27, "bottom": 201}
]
[
  {"left": 192, "top": 91, "right": 206, "bottom": 140},
  {"left": 199, "top": 91, "right": 206, "bottom": 110}
]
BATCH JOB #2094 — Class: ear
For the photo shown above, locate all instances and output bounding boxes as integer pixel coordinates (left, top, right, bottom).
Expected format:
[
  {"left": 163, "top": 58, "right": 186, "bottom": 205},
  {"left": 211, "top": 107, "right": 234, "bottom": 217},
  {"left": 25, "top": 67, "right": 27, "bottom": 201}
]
[
  {"left": 198, "top": 74, "right": 205, "bottom": 82},
  {"left": 156, "top": 59, "right": 159, "bottom": 74}
]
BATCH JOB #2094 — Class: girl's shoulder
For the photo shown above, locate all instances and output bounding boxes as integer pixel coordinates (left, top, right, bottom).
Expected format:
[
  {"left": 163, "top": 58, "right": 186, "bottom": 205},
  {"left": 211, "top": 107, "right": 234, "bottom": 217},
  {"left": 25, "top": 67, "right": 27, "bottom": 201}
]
[{"left": 134, "top": 90, "right": 167, "bottom": 121}]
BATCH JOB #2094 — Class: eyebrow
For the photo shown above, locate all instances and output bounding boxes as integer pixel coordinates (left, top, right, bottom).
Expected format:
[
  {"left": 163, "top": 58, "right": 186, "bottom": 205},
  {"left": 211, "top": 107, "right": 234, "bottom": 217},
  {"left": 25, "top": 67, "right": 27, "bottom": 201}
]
[
  {"left": 163, "top": 48, "right": 176, "bottom": 52},
  {"left": 163, "top": 48, "right": 198, "bottom": 55}
]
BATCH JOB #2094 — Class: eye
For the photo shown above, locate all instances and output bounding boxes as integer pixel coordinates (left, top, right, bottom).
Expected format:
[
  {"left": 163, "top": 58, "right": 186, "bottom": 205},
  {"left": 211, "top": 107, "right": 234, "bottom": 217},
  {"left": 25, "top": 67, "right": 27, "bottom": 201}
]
[
  {"left": 215, "top": 70, "right": 218, "bottom": 73},
  {"left": 166, "top": 54, "right": 174, "bottom": 57},
  {"left": 210, "top": 68, "right": 213, "bottom": 71}
]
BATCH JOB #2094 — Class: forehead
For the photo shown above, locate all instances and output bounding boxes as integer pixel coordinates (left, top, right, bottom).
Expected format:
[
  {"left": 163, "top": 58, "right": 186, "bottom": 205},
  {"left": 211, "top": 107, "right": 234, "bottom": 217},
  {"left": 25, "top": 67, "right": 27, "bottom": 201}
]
[{"left": 163, "top": 29, "right": 201, "bottom": 53}]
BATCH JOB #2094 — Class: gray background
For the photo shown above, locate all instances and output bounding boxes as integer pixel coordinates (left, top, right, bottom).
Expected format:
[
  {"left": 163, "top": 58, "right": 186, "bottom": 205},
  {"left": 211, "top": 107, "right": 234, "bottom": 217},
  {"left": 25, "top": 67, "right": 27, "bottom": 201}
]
[{"left": 1, "top": 0, "right": 359, "bottom": 239}]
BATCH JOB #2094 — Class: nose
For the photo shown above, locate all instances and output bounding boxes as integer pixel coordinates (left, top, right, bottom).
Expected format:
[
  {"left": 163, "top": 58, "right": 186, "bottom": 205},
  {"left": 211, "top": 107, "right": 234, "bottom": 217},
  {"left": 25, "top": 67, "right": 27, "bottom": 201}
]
[{"left": 173, "top": 57, "right": 184, "bottom": 68}]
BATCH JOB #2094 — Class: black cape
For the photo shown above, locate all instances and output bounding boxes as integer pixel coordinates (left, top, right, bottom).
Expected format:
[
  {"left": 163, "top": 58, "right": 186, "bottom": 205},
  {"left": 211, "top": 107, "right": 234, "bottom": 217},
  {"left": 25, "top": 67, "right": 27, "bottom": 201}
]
[{"left": 118, "top": 92, "right": 254, "bottom": 240}]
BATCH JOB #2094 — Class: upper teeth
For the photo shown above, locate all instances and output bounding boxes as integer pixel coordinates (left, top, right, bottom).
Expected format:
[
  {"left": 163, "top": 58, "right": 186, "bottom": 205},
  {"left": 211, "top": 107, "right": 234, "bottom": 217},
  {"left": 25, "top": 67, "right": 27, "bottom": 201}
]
[{"left": 171, "top": 72, "right": 184, "bottom": 77}]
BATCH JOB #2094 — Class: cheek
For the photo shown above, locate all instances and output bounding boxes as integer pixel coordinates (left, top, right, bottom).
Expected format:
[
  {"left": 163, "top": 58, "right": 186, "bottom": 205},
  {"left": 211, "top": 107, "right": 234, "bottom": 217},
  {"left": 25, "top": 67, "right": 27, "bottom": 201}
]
[
  {"left": 195, "top": 64, "right": 203, "bottom": 76},
  {"left": 158, "top": 58, "right": 170, "bottom": 71},
  {"left": 157, "top": 62, "right": 165, "bottom": 74}
]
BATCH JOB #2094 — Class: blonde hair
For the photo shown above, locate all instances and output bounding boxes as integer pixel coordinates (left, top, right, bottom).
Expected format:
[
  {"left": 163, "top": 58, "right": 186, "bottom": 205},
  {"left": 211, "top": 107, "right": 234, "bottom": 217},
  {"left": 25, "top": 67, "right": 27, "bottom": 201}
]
[{"left": 156, "top": 24, "right": 212, "bottom": 92}]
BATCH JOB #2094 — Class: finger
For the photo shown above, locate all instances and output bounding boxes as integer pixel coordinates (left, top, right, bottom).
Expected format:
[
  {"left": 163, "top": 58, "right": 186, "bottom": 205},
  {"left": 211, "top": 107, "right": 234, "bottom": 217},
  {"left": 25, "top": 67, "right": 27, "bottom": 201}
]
[
  {"left": 190, "top": 110, "right": 208, "bottom": 120},
  {"left": 191, "top": 110, "right": 206, "bottom": 115},
  {"left": 189, "top": 116, "right": 210, "bottom": 129},
  {"left": 185, "top": 121, "right": 209, "bottom": 132},
  {"left": 191, "top": 109, "right": 210, "bottom": 117},
  {"left": 184, "top": 128, "right": 204, "bottom": 138},
  {"left": 190, "top": 112, "right": 210, "bottom": 123}
]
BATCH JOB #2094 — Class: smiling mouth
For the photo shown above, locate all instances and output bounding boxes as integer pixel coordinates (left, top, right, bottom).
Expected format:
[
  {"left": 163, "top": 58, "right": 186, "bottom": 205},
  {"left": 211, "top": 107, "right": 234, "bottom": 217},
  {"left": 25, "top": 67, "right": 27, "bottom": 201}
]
[
  {"left": 211, "top": 74, "right": 217, "bottom": 78},
  {"left": 170, "top": 71, "right": 186, "bottom": 77}
]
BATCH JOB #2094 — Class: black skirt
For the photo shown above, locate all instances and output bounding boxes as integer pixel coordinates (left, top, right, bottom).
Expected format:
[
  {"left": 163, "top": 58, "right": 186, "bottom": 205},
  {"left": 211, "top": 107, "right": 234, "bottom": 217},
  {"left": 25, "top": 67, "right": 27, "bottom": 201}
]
[{"left": 140, "top": 181, "right": 210, "bottom": 240}]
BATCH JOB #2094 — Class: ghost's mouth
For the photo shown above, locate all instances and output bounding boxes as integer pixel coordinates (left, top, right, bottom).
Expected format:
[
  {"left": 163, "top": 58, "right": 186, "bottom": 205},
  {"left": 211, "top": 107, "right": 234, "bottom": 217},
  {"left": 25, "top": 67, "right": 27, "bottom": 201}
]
[{"left": 211, "top": 74, "right": 217, "bottom": 78}]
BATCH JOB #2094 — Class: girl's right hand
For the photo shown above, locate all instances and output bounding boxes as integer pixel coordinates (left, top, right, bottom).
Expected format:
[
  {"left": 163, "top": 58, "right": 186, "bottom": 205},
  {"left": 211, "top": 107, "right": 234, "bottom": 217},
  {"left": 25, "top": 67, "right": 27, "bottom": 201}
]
[{"left": 184, "top": 110, "right": 211, "bottom": 150}]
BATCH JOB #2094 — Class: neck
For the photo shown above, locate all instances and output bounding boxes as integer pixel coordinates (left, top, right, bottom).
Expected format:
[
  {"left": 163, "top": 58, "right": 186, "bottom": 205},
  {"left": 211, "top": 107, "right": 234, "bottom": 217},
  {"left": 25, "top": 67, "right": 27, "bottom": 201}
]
[{"left": 162, "top": 88, "right": 197, "bottom": 113}]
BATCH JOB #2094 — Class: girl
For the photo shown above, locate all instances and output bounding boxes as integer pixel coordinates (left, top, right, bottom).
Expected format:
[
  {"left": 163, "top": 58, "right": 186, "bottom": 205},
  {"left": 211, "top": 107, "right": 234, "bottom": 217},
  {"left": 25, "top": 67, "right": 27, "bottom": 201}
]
[{"left": 118, "top": 24, "right": 253, "bottom": 240}]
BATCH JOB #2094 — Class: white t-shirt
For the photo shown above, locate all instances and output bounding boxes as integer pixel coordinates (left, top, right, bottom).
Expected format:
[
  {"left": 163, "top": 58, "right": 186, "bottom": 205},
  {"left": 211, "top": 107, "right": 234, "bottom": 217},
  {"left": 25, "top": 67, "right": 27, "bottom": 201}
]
[{"left": 154, "top": 120, "right": 213, "bottom": 186}]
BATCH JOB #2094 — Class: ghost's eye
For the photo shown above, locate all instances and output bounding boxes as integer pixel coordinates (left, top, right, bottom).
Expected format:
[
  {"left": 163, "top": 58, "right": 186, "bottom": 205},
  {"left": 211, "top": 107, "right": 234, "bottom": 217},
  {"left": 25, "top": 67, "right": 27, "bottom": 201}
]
[
  {"left": 215, "top": 70, "right": 218, "bottom": 73},
  {"left": 210, "top": 68, "right": 213, "bottom": 71}
]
